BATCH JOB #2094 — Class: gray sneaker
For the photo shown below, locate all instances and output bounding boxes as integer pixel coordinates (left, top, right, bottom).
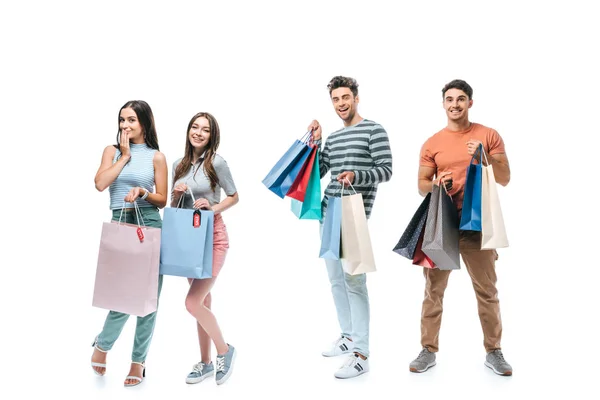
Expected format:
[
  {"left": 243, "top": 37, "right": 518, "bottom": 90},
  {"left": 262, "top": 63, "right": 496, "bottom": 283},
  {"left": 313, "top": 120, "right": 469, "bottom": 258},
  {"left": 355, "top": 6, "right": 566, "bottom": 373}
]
[
  {"left": 409, "top": 348, "right": 436, "bottom": 373},
  {"left": 215, "top": 344, "right": 236, "bottom": 385},
  {"left": 186, "top": 361, "right": 214, "bottom": 384},
  {"left": 485, "top": 350, "right": 513, "bottom": 376}
]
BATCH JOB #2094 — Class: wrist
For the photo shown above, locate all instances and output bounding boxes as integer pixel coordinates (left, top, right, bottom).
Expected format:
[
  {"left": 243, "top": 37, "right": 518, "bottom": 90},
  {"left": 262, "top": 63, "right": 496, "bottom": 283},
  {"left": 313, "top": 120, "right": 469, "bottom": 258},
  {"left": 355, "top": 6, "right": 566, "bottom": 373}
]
[{"left": 140, "top": 189, "right": 149, "bottom": 200}]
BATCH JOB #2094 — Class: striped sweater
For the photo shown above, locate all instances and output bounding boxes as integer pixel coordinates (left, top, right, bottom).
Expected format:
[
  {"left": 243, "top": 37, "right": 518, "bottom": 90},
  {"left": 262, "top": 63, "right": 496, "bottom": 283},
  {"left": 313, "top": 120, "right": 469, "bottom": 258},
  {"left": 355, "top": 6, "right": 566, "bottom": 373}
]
[{"left": 317, "top": 119, "right": 393, "bottom": 219}]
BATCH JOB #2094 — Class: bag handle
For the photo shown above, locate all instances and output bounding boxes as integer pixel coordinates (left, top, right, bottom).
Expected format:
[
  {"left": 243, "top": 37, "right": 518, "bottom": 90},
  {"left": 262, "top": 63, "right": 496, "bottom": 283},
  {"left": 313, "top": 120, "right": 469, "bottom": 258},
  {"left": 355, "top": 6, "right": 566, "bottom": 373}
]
[
  {"left": 469, "top": 143, "right": 489, "bottom": 166},
  {"left": 341, "top": 177, "right": 357, "bottom": 196},
  {"left": 480, "top": 144, "right": 489, "bottom": 166},
  {"left": 117, "top": 200, "right": 146, "bottom": 228},
  {"left": 175, "top": 187, "right": 197, "bottom": 209},
  {"left": 300, "top": 130, "right": 313, "bottom": 144}
]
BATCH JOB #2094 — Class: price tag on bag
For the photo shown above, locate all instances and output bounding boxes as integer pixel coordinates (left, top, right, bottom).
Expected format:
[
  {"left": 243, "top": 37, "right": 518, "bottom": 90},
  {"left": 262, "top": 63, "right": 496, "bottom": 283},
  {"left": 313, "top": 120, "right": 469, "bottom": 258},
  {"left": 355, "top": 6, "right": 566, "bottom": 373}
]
[
  {"left": 193, "top": 210, "right": 201, "bottom": 228},
  {"left": 137, "top": 227, "right": 145, "bottom": 242}
]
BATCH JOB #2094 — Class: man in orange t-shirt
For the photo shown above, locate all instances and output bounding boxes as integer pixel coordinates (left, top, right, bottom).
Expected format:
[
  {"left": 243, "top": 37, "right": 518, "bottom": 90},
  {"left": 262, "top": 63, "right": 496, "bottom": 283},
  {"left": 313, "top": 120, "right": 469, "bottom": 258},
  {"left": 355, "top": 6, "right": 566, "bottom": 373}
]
[{"left": 408, "top": 79, "right": 513, "bottom": 376}]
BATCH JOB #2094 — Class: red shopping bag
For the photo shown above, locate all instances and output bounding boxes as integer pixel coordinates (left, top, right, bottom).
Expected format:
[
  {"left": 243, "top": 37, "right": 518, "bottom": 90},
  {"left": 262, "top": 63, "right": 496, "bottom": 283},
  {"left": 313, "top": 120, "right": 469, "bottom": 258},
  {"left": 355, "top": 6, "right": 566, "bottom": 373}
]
[{"left": 286, "top": 144, "right": 317, "bottom": 202}]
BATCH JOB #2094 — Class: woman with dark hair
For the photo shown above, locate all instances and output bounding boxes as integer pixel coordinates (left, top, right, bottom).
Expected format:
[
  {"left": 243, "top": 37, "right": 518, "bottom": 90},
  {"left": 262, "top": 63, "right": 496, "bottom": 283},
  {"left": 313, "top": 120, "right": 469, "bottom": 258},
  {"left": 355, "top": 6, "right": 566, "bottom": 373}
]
[
  {"left": 171, "top": 112, "right": 239, "bottom": 386},
  {"left": 91, "top": 100, "right": 168, "bottom": 387}
]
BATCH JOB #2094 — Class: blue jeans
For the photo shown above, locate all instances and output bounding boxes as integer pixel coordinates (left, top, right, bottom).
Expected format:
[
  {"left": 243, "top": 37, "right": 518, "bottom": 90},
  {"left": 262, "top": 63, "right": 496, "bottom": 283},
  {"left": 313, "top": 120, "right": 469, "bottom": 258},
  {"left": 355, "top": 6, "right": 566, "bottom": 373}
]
[
  {"left": 96, "top": 207, "right": 163, "bottom": 363},
  {"left": 320, "top": 224, "right": 370, "bottom": 357}
]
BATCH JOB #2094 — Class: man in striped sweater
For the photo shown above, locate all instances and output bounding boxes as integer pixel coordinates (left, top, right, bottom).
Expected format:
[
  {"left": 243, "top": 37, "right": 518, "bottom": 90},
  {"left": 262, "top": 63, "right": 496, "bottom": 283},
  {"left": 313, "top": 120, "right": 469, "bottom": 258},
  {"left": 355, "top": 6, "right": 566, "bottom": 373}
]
[{"left": 308, "top": 76, "right": 393, "bottom": 379}]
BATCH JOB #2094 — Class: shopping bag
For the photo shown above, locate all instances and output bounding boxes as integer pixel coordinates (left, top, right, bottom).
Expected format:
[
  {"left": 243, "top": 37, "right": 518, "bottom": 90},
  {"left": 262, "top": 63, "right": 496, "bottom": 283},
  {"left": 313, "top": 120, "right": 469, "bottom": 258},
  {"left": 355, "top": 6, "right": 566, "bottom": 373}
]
[
  {"left": 459, "top": 145, "right": 483, "bottom": 231},
  {"left": 262, "top": 132, "right": 313, "bottom": 198},
  {"left": 291, "top": 148, "right": 322, "bottom": 220},
  {"left": 393, "top": 193, "right": 431, "bottom": 260},
  {"left": 287, "top": 144, "right": 317, "bottom": 202},
  {"left": 93, "top": 203, "right": 161, "bottom": 317},
  {"left": 160, "top": 191, "right": 214, "bottom": 279},
  {"left": 422, "top": 184, "right": 460, "bottom": 270},
  {"left": 481, "top": 154, "right": 509, "bottom": 249},
  {"left": 319, "top": 196, "right": 342, "bottom": 259},
  {"left": 340, "top": 184, "right": 376, "bottom": 275}
]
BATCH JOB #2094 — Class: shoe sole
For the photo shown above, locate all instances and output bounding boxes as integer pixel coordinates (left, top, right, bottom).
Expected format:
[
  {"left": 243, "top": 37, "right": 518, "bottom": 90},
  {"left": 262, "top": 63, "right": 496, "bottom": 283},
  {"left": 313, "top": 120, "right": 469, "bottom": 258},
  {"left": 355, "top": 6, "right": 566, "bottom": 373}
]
[
  {"left": 186, "top": 370, "right": 214, "bottom": 384},
  {"left": 216, "top": 350, "right": 237, "bottom": 385},
  {"left": 484, "top": 361, "right": 512, "bottom": 376},
  {"left": 334, "top": 369, "right": 369, "bottom": 379},
  {"left": 409, "top": 361, "right": 436, "bottom": 373}
]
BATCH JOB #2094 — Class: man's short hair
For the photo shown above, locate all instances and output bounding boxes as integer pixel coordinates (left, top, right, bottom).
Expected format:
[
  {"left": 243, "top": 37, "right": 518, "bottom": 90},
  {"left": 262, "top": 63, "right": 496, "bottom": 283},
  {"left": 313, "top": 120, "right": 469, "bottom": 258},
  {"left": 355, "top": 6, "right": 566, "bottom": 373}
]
[
  {"left": 327, "top": 76, "right": 359, "bottom": 97},
  {"left": 442, "top": 79, "right": 473, "bottom": 99}
]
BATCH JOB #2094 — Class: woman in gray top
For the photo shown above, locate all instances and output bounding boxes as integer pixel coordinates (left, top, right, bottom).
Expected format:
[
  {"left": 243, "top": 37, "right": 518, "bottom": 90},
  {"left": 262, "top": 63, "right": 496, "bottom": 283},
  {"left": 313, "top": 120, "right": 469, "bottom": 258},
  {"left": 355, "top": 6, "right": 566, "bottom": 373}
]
[{"left": 170, "top": 112, "right": 239, "bottom": 385}]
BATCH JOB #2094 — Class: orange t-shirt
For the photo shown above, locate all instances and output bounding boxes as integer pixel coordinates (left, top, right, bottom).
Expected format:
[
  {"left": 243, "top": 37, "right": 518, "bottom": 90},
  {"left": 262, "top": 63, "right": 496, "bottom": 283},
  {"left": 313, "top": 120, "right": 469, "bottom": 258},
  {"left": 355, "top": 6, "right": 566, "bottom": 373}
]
[{"left": 419, "top": 122, "right": 506, "bottom": 210}]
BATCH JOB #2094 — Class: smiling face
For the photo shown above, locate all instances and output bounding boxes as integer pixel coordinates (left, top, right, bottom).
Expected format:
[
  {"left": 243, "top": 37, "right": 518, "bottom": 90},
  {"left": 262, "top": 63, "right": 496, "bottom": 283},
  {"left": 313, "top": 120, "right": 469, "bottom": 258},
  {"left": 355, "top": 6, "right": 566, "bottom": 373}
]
[
  {"left": 119, "top": 107, "right": 144, "bottom": 142},
  {"left": 443, "top": 88, "right": 473, "bottom": 123},
  {"left": 188, "top": 116, "right": 211, "bottom": 153},
  {"left": 331, "top": 87, "right": 359, "bottom": 124}
]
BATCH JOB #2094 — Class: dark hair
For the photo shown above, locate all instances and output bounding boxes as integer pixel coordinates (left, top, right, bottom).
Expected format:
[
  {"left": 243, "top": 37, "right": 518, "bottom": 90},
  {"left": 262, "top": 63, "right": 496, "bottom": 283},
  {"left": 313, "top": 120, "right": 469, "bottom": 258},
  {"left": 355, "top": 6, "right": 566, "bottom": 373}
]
[
  {"left": 173, "top": 112, "right": 221, "bottom": 192},
  {"left": 442, "top": 79, "right": 473, "bottom": 99},
  {"left": 327, "top": 76, "right": 359, "bottom": 97},
  {"left": 115, "top": 100, "right": 159, "bottom": 152}
]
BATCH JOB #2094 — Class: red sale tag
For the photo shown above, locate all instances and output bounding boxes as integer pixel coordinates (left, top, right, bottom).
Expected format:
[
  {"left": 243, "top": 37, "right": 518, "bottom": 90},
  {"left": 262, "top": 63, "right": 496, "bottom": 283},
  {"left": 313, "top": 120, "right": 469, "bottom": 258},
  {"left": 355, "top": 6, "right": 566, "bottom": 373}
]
[
  {"left": 193, "top": 210, "right": 201, "bottom": 228},
  {"left": 137, "top": 227, "right": 144, "bottom": 242}
]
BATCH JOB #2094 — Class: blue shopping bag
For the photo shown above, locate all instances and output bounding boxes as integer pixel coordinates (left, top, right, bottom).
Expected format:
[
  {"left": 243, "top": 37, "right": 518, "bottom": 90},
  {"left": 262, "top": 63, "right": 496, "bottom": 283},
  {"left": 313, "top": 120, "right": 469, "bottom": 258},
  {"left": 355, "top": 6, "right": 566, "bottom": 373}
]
[
  {"left": 291, "top": 149, "right": 322, "bottom": 220},
  {"left": 262, "top": 132, "right": 312, "bottom": 198},
  {"left": 160, "top": 206, "right": 214, "bottom": 279},
  {"left": 319, "top": 196, "right": 342, "bottom": 259},
  {"left": 459, "top": 144, "right": 483, "bottom": 231}
]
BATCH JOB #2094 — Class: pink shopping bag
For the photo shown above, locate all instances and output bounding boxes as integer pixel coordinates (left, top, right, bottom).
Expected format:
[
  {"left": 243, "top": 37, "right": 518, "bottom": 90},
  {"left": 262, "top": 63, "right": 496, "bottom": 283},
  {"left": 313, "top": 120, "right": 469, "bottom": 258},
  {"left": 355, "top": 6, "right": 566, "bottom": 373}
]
[{"left": 92, "top": 206, "right": 161, "bottom": 317}]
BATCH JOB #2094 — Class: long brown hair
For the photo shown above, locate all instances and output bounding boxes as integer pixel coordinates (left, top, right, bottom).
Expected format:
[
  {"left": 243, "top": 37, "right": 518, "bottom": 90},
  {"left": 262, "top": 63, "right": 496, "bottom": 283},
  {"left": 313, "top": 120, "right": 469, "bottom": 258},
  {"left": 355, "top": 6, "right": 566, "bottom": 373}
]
[{"left": 173, "top": 112, "right": 220, "bottom": 191}]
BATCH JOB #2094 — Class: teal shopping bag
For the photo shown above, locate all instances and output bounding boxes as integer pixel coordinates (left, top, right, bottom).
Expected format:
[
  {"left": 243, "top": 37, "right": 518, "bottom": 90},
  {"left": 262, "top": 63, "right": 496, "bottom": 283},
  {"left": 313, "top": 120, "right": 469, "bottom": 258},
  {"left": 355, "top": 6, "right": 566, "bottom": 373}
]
[{"left": 291, "top": 149, "right": 322, "bottom": 220}]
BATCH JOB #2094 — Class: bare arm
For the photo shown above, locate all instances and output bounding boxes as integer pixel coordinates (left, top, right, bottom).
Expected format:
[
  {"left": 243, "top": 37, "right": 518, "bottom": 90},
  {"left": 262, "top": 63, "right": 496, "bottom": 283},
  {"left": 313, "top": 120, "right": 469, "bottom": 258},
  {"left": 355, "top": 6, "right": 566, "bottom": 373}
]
[
  {"left": 466, "top": 139, "right": 510, "bottom": 186},
  {"left": 418, "top": 165, "right": 452, "bottom": 197},
  {"left": 94, "top": 145, "right": 129, "bottom": 191},
  {"left": 418, "top": 165, "right": 436, "bottom": 197},
  {"left": 487, "top": 153, "right": 510, "bottom": 186},
  {"left": 145, "top": 151, "right": 168, "bottom": 208},
  {"left": 212, "top": 192, "right": 239, "bottom": 214}
]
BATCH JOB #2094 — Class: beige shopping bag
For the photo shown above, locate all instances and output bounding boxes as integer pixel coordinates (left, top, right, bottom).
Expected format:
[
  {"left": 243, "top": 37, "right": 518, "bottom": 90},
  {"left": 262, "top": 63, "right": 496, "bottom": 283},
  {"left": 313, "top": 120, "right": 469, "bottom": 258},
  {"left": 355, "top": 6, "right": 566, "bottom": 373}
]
[
  {"left": 480, "top": 153, "right": 509, "bottom": 249},
  {"left": 340, "top": 183, "right": 376, "bottom": 275}
]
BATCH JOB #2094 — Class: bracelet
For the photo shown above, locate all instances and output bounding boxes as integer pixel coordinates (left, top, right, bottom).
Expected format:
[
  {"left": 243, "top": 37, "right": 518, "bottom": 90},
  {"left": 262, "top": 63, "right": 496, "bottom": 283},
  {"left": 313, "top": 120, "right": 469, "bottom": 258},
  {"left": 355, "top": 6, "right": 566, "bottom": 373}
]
[{"left": 140, "top": 190, "right": 149, "bottom": 200}]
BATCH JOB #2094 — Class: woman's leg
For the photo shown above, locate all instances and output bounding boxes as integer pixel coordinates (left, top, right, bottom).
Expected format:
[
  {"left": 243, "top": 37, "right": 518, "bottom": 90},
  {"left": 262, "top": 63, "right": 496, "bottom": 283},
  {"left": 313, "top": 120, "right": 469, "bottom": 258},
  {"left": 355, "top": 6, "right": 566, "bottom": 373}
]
[{"left": 185, "top": 277, "right": 228, "bottom": 355}]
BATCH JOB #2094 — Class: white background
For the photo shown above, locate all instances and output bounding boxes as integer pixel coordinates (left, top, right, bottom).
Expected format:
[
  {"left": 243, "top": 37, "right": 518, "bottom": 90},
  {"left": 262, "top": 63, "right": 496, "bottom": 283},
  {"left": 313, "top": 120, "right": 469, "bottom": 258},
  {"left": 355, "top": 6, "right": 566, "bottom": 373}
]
[{"left": 1, "top": 0, "right": 598, "bottom": 399}]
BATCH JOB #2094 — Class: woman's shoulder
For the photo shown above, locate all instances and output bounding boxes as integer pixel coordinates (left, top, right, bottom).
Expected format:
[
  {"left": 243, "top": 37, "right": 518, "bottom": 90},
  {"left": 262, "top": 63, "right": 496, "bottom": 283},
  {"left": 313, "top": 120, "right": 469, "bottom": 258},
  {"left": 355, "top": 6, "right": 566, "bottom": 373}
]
[
  {"left": 152, "top": 150, "right": 166, "bottom": 163},
  {"left": 104, "top": 144, "right": 117, "bottom": 152},
  {"left": 103, "top": 145, "right": 118, "bottom": 157},
  {"left": 213, "top": 153, "right": 229, "bottom": 166},
  {"left": 172, "top": 156, "right": 184, "bottom": 169}
]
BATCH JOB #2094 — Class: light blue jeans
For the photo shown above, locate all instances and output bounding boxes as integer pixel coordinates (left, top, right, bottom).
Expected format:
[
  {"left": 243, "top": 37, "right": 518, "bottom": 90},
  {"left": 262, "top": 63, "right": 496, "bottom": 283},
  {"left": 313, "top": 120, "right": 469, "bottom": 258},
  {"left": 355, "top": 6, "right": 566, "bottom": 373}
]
[
  {"left": 95, "top": 207, "right": 163, "bottom": 363},
  {"left": 320, "top": 224, "right": 370, "bottom": 357}
]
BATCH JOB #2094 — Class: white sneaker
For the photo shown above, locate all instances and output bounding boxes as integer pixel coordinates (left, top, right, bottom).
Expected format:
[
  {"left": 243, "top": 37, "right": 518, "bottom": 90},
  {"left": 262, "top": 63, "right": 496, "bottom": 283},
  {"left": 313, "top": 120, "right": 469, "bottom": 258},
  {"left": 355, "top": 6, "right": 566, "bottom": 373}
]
[
  {"left": 334, "top": 353, "right": 369, "bottom": 379},
  {"left": 322, "top": 336, "right": 354, "bottom": 357}
]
